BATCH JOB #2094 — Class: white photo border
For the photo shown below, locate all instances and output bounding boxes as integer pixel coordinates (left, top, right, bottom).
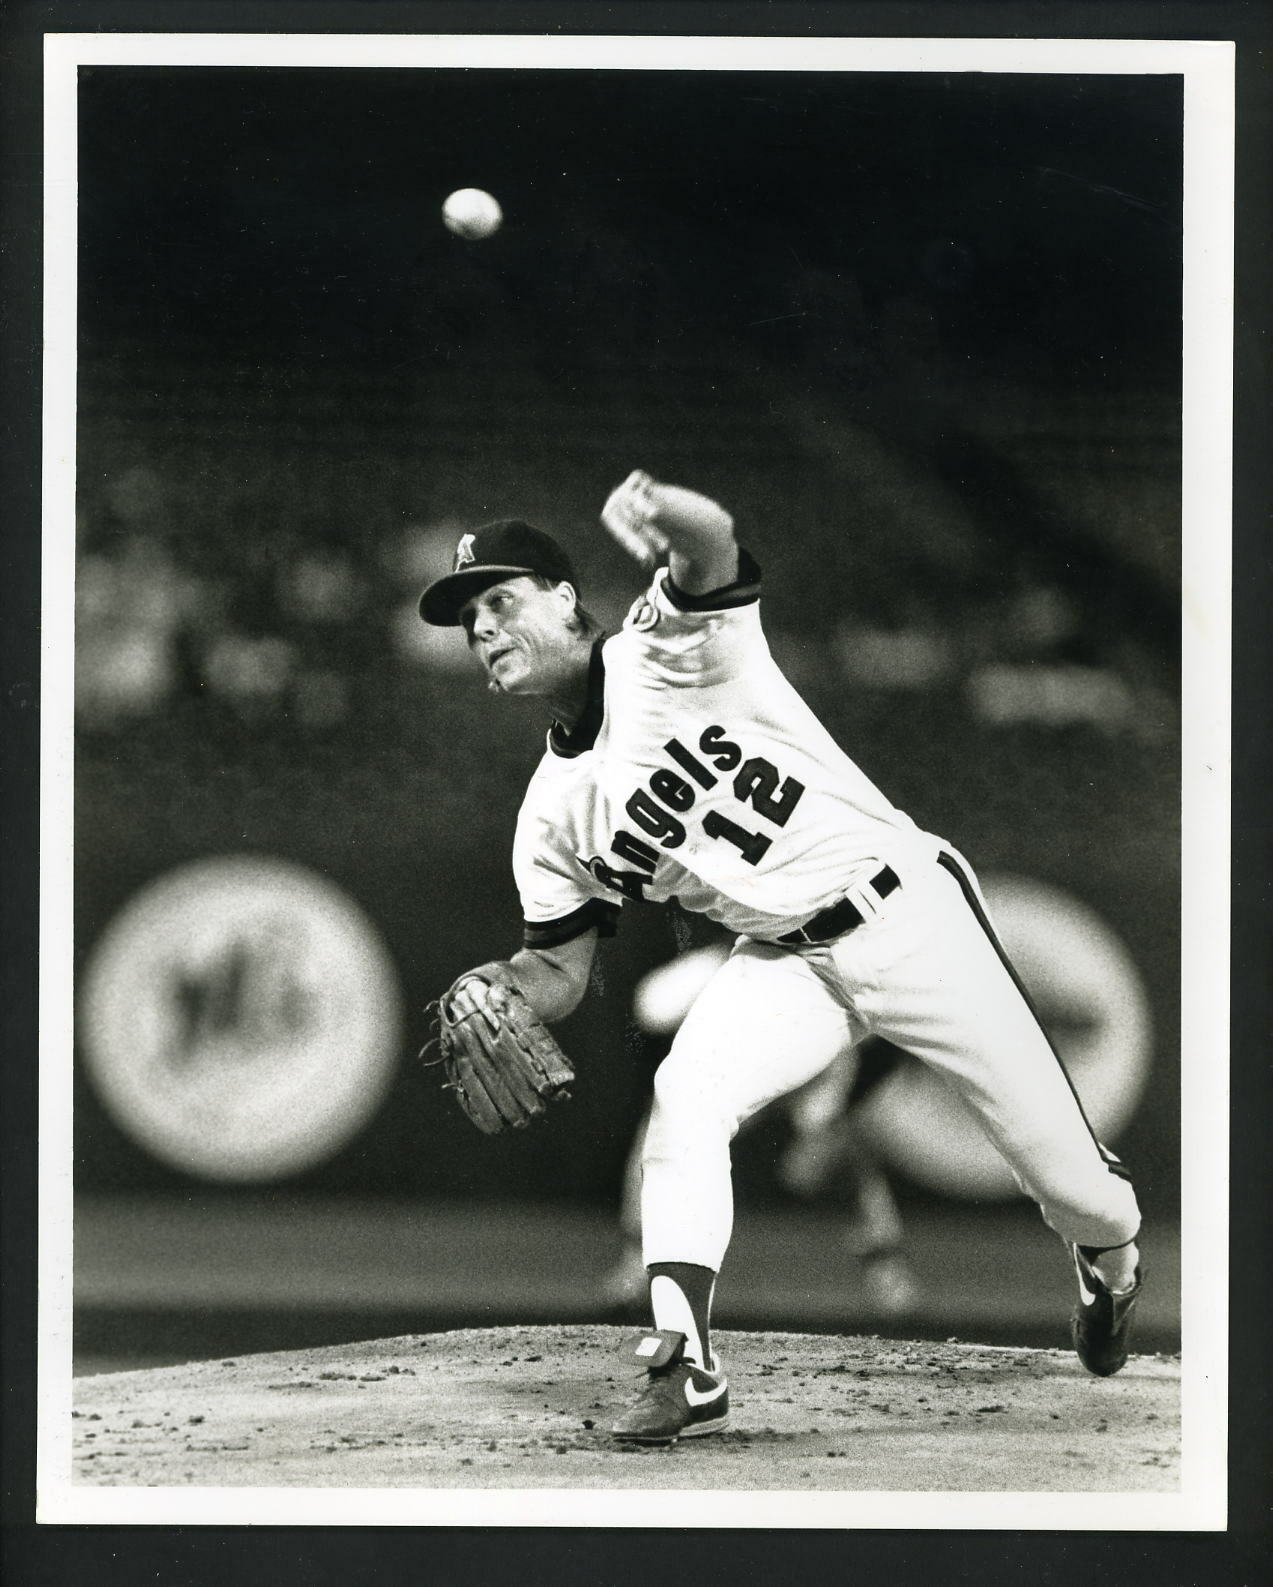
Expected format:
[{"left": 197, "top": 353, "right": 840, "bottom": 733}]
[{"left": 38, "top": 29, "right": 1234, "bottom": 1530}]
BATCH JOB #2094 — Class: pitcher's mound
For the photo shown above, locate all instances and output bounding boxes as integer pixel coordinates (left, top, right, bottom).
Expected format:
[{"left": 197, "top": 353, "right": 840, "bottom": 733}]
[{"left": 73, "top": 1324, "right": 1180, "bottom": 1491}]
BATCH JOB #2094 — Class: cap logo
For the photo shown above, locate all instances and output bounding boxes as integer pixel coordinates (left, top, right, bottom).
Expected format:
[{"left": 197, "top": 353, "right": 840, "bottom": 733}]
[{"left": 453, "top": 533, "right": 476, "bottom": 571}]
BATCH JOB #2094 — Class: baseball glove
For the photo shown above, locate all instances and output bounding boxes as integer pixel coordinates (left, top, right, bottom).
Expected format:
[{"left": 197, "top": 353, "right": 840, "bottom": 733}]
[{"left": 422, "top": 974, "right": 575, "bottom": 1135}]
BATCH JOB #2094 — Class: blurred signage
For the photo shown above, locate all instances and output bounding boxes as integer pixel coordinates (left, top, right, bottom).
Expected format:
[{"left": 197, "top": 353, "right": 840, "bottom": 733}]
[{"left": 78, "top": 856, "right": 402, "bottom": 1182}]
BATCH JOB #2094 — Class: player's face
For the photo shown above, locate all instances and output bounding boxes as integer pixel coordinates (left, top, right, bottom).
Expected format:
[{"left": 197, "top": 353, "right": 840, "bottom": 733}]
[{"left": 460, "top": 576, "right": 581, "bottom": 696}]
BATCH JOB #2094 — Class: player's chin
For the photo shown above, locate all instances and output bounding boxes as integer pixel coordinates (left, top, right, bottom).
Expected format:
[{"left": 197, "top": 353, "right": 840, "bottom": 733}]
[{"left": 489, "top": 654, "right": 532, "bottom": 693}]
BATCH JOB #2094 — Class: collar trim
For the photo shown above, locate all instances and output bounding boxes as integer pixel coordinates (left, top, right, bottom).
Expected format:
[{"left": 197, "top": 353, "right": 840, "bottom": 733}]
[{"left": 549, "top": 640, "right": 607, "bottom": 757}]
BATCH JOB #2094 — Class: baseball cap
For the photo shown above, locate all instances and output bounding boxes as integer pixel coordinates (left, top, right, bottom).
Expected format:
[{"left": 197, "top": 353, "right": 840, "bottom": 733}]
[{"left": 418, "top": 519, "right": 579, "bottom": 626}]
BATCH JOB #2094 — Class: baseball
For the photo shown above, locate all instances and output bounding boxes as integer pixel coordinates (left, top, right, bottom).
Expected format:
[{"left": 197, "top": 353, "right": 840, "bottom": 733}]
[{"left": 442, "top": 187, "right": 503, "bottom": 240}]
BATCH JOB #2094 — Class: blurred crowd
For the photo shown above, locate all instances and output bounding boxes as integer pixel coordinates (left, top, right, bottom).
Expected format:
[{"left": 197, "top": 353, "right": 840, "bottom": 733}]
[{"left": 74, "top": 366, "right": 1178, "bottom": 773}]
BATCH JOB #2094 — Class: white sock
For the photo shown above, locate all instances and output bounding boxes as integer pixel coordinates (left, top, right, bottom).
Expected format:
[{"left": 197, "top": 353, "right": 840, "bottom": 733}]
[
  {"left": 1091, "top": 1244, "right": 1139, "bottom": 1293},
  {"left": 650, "top": 1274, "right": 709, "bottom": 1368}
]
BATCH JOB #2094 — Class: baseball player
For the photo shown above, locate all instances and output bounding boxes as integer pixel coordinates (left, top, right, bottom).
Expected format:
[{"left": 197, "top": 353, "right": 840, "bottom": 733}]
[{"left": 419, "top": 471, "right": 1143, "bottom": 1445}]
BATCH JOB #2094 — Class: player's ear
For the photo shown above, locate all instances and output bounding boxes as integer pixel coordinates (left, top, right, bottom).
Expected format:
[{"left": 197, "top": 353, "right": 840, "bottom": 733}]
[{"left": 555, "top": 580, "right": 580, "bottom": 622}]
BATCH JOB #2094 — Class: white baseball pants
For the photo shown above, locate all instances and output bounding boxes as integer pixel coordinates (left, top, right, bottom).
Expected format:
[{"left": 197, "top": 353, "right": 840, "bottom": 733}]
[{"left": 639, "top": 849, "right": 1142, "bottom": 1270}]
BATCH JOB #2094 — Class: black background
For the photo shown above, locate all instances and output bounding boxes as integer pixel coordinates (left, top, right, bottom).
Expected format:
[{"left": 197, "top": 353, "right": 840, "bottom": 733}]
[{"left": 4, "top": 1, "right": 1270, "bottom": 1582}]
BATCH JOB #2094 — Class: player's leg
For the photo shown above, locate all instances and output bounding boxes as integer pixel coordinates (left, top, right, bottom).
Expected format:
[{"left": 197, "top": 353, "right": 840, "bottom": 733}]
[
  {"left": 838, "top": 851, "right": 1142, "bottom": 1370},
  {"left": 934, "top": 852, "right": 1144, "bottom": 1375},
  {"left": 612, "top": 940, "right": 860, "bottom": 1442},
  {"left": 641, "top": 938, "right": 865, "bottom": 1283}
]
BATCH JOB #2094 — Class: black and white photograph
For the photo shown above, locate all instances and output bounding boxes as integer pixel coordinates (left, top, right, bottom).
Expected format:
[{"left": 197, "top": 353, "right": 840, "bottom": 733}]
[{"left": 34, "top": 27, "right": 1233, "bottom": 1530}]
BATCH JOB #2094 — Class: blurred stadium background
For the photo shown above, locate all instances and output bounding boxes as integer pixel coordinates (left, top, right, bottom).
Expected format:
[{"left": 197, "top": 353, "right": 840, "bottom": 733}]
[{"left": 70, "top": 64, "right": 1182, "bottom": 1374}]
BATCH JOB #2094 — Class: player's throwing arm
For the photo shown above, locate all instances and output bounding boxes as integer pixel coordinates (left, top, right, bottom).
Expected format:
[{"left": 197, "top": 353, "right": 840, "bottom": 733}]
[{"left": 602, "top": 470, "right": 740, "bottom": 594}]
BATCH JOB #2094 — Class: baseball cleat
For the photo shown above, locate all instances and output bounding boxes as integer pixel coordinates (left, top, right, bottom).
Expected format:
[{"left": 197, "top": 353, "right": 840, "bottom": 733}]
[
  {"left": 1070, "top": 1245, "right": 1143, "bottom": 1377},
  {"left": 612, "top": 1329, "right": 730, "bottom": 1444}
]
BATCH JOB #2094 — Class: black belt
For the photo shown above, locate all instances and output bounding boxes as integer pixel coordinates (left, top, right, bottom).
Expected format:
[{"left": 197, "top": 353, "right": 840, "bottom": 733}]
[{"left": 775, "top": 865, "right": 900, "bottom": 946}]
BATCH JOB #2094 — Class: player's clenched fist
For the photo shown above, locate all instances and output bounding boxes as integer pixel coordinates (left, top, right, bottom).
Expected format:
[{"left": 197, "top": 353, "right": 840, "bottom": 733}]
[
  {"left": 601, "top": 470, "right": 671, "bottom": 565},
  {"left": 601, "top": 470, "right": 734, "bottom": 566}
]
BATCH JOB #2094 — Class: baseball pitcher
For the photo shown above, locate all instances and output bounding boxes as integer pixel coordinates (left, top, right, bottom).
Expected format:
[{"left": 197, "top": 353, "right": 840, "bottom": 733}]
[{"left": 418, "top": 472, "right": 1143, "bottom": 1445}]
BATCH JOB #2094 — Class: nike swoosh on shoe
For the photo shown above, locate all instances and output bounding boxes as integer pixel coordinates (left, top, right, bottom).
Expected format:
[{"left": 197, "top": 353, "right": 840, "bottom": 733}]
[{"left": 684, "top": 1377, "right": 728, "bottom": 1408}]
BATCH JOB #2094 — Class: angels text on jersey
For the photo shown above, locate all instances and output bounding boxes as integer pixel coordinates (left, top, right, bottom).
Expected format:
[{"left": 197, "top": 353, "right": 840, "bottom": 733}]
[{"left": 579, "top": 722, "right": 806, "bottom": 901}]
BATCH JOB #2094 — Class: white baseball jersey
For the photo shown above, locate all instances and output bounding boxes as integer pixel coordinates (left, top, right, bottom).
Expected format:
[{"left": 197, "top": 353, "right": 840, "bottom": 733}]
[{"left": 513, "top": 552, "right": 941, "bottom": 948}]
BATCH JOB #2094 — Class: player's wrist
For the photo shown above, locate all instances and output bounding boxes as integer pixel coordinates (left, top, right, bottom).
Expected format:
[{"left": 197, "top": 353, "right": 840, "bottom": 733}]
[
  {"left": 650, "top": 483, "right": 734, "bottom": 546},
  {"left": 457, "top": 960, "right": 515, "bottom": 991},
  {"left": 651, "top": 486, "right": 738, "bottom": 595}
]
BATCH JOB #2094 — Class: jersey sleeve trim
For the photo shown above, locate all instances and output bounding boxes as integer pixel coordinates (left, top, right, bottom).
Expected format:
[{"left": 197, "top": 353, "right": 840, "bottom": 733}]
[
  {"left": 663, "top": 547, "right": 762, "bottom": 612},
  {"left": 522, "top": 897, "right": 620, "bottom": 949}
]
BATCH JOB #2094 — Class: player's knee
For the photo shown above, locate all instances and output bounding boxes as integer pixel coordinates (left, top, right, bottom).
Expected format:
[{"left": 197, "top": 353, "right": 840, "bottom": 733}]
[{"left": 644, "top": 1063, "right": 737, "bottom": 1160}]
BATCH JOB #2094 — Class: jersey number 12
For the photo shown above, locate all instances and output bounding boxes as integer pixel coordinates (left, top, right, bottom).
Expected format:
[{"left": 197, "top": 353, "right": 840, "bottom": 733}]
[{"left": 701, "top": 755, "right": 806, "bottom": 866}]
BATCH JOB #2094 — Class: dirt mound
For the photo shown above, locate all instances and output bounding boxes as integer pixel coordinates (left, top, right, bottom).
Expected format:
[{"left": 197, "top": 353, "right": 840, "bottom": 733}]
[{"left": 72, "top": 1324, "right": 1179, "bottom": 1494}]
